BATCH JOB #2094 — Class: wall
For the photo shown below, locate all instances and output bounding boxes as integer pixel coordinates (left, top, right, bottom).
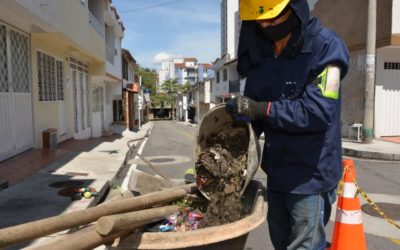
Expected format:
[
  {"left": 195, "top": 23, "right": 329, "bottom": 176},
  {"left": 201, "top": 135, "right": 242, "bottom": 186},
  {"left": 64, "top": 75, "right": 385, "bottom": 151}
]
[
  {"left": 312, "top": 0, "right": 392, "bottom": 51},
  {"left": 58, "top": 0, "right": 105, "bottom": 61},
  {"left": 393, "top": 0, "right": 400, "bottom": 34},
  {"left": 340, "top": 50, "right": 366, "bottom": 135}
]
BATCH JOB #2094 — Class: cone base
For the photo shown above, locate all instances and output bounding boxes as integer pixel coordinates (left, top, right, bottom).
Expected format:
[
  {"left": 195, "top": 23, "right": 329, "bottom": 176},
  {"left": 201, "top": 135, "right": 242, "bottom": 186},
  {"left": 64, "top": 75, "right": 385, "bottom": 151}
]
[{"left": 331, "top": 222, "right": 367, "bottom": 250}]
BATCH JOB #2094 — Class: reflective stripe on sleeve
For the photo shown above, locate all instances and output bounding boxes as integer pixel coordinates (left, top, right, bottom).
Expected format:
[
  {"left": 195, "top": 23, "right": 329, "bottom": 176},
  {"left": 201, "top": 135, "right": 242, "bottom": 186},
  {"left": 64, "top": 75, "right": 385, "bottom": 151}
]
[{"left": 315, "top": 65, "right": 341, "bottom": 100}]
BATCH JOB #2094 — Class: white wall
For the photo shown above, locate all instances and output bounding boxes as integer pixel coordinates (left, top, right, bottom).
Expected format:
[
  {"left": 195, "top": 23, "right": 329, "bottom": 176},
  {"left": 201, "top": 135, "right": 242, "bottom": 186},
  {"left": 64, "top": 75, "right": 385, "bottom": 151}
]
[
  {"left": 221, "top": 0, "right": 239, "bottom": 58},
  {"left": 393, "top": 0, "right": 400, "bottom": 34},
  {"left": 106, "top": 34, "right": 122, "bottom": 79},
  {"left": 375, "top": 46, "right": 400, "bottom": 137}
]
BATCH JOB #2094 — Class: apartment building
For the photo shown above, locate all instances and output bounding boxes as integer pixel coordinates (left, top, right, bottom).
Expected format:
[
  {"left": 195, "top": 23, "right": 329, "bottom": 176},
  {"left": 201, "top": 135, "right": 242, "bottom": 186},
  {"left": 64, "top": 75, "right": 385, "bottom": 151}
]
[
  {"left": 175, "top": 58, "right": 199, "bottom": 85},
  {"left": 213, "top": 0, "right": 242, "bottom": 104}
]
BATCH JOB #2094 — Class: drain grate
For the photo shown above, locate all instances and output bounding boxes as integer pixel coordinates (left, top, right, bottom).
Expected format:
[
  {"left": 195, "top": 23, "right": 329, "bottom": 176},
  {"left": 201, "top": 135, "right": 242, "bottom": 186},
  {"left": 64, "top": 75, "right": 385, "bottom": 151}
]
[
  {"left": 149, "top": 158, "right": 175, "bottom": 163},
  {"left": 361, "top": 203, "right": 400, "bottom": 221},
  {"left": 48, "top": 180, "right": 84, "bottom": 189}
]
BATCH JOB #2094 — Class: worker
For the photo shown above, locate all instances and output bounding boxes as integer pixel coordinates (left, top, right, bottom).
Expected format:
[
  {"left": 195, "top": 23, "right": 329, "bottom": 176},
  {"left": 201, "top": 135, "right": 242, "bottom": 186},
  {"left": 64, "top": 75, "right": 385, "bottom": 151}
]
[{"left": 226, "top": 0, "right": 349, "bottom": 249}]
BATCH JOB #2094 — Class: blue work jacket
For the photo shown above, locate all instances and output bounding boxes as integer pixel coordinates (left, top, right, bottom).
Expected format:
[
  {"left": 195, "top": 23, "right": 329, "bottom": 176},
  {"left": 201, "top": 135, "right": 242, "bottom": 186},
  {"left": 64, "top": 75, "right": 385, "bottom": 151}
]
[{"left": 237, "top": 1, "right": 350, "bottom": 194}]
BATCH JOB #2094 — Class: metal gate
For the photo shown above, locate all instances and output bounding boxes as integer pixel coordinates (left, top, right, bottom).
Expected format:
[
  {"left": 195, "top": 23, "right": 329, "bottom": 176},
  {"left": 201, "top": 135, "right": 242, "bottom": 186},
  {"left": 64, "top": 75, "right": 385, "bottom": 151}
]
[
  {"left": 375, "top": 61, "right": 400, "bottom": 137},
  {"left": 91, "top": 84, "right": 105, "bottom": 137},
  {"left": 0, "top": 23, "right": 33, "bottom": 161}
]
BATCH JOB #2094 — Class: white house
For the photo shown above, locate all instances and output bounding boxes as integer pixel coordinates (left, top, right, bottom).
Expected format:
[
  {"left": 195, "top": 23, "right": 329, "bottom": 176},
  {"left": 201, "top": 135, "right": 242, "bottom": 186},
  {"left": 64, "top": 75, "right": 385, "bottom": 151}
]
[{"left": 0, "top": 0, "right": 125, "bottom": 161}]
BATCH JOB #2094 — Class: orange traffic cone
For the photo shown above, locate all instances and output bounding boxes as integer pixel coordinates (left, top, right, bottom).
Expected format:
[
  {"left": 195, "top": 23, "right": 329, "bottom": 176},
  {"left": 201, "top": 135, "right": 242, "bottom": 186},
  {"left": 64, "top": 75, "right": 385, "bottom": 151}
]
[{"left": 330, "top": 159, "right": 367, "bottom": 250}]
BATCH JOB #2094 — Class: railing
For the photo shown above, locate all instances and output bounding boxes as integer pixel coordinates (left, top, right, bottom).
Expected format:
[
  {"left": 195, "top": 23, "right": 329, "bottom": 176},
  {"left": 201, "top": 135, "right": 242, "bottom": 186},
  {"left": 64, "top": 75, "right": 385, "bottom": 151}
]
[
  {"left": 89, "top": 11, "right": 105, "bottom": 38},
  {"left": 229, "top": 80, "right": 240, "bottom": 93}
]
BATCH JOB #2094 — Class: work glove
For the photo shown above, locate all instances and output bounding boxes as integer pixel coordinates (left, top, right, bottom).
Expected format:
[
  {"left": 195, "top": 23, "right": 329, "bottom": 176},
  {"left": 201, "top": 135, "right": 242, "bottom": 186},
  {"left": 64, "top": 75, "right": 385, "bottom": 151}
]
[{"left": 225, "top": 96, "right": 270, "bottom": 121}]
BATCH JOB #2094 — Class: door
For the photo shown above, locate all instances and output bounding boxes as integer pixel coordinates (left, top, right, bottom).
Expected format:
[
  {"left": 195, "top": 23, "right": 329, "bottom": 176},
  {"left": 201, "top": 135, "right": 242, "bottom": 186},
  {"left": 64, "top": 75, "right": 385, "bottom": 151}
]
[
  {"left": 0, "top": 24, "right": 33, "bottom": 161},
  {"left": 92, "top": 84, "right": 105, "bottom": 137},
  {"left": 70, "top": 58, "right": 90, "bottom": 140}
]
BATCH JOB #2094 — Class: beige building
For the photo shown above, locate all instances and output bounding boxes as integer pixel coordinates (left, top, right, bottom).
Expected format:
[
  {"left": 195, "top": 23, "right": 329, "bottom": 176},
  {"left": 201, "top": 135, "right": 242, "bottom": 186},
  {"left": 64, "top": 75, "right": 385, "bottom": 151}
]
[
  {"left": 311, "top": 0, "right": 400, "bottom": 138},
  {"left": 122, "top": 49, "right": 138, "bottom": 131},
  {"left": 0, "top": 0, "right": 125, "bottom": 161}
]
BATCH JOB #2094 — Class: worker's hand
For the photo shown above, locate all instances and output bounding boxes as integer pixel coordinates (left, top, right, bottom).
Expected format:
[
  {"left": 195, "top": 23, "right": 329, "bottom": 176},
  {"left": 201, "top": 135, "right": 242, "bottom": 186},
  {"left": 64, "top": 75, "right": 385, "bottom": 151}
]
[{"left": 225, "top": 96, "right": 269, "bottom": 121}]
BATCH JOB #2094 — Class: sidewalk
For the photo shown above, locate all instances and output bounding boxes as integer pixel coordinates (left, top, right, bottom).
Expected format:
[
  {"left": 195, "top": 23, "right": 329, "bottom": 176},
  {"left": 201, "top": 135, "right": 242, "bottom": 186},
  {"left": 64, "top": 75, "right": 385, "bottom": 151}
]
[
  {"left": 0, "top": 122, "right": 153, "bottom": 249},
  {"left": 343, "top": 138, "right": 400, "bottom": 161},
  {"left": 247, "top": 133, "right": 400, "bottom": 162}
]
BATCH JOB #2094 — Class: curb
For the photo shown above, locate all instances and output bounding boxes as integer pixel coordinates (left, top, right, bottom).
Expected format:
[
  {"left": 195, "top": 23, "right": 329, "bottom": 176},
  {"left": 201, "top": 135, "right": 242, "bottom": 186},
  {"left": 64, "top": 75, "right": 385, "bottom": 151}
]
[
  {"left": 261, "top": 136, "right": 400, "bottom": 161},
  {"left": 342, "top": 148, "right": 400, "bottom": 161}
]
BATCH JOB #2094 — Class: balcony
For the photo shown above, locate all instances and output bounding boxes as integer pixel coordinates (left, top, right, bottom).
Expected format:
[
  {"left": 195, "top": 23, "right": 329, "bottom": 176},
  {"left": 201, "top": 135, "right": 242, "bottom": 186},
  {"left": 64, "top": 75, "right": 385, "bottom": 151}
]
[
  {"left": 229, "top": 80, "right": 240, "bottom": 93},
  {"left": 89, "top": 11, "right": 105, "bottom": 38}
]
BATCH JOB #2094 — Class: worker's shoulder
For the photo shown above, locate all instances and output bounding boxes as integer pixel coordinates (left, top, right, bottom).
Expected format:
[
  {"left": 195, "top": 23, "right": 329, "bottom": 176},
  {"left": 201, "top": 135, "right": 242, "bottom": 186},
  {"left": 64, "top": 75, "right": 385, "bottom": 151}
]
[{"left": 313, "top": 25, "right": 345, "bottom": 46}]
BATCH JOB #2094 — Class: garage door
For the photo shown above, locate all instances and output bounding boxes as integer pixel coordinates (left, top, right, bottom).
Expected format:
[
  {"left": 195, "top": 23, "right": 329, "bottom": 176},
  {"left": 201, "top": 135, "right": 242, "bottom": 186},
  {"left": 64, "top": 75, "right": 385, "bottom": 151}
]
[
  {"left": 375, "top": 61, "right": 400, "bottom": 137},
  {"left": 0, "top": 23, "right": 33, "bottom": 161}
]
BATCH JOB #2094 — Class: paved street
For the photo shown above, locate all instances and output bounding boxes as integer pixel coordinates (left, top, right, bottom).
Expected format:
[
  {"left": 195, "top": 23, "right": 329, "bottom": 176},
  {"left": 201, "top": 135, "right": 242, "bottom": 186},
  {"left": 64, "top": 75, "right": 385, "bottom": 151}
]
[{"left": 134, "top": 120, "right": 400, "bottom": 250}]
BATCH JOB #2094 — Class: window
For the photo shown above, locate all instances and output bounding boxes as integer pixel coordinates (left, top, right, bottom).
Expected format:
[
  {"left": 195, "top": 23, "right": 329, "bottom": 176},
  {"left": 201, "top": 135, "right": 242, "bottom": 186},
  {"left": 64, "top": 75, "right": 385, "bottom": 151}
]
[
  {"left": 223, "top": 69, "right": 228, "bottom": 81},
  {"left": 384, "top": 62, "right": 400, "bottom": 70},
  {"left": 0, "top": 24, "right": 8, "bottom": 93},
  {"left": 37, "top": 51, "right": 64, "bottom": 102},
  {"left": 122, "top": 58, "right": 129, "bottom": 80},
  {"left": 216, "top": 71, "right": 220, "bottom": 83}
]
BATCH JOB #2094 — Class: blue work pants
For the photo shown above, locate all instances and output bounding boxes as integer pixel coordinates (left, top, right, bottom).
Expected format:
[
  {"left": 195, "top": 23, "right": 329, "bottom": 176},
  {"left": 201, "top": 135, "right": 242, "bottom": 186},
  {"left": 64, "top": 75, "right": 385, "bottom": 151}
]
[{"left": 267, "top": 189, "right": 336, "bottom": 250}]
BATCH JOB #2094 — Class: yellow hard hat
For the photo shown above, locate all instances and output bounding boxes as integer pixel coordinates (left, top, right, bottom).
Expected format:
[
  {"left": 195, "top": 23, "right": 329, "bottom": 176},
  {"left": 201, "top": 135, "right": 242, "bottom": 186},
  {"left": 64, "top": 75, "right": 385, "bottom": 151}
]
[{"left": 240, "top": 0, "right": 291, "bottom": 21}]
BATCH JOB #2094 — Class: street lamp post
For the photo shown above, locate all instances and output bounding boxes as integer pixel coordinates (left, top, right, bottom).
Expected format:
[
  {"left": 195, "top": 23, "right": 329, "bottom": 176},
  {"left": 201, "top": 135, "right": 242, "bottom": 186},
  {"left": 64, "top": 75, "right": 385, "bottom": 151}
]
[
  {"left": 138, "top": 76, "right": 142, "bottom": 128},
  {"left": 363, "top": 0, "right": 377, "bottom": 143}
]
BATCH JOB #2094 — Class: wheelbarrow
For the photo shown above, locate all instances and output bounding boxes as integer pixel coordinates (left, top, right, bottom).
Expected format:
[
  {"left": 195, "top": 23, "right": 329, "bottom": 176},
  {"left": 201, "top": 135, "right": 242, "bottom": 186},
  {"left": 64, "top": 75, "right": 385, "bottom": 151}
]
[
  {"left": 112, "top": 104, "right": 265, "bottom": 249},
  {"left": 111, "top": 177, "right": 266, "bottom": 250}
]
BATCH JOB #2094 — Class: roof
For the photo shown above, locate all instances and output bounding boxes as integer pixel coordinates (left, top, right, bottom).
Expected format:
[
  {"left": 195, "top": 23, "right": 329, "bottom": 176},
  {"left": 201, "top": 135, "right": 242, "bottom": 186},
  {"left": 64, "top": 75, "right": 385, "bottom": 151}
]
[
  {"left": 122, "top": 49, "right": 136, "bottom": 63},
  {"left": 183, "top": 58, "right": 198, "bottom": 62},
  {"left": 175, "top": 63, "right": 185, "bottom": 69},
  {"left": 201, "top": 63, "right": 213, "bottom": 69},
  {"left": 109, "top": 3, "right": 125, "bottom": 32}
]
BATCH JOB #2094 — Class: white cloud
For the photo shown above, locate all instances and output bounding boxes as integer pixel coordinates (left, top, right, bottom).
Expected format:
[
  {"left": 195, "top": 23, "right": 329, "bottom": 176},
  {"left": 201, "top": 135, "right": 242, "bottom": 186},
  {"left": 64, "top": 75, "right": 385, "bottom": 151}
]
[{"left": 153, "top": 52, "right": 182, "bottom": 63}]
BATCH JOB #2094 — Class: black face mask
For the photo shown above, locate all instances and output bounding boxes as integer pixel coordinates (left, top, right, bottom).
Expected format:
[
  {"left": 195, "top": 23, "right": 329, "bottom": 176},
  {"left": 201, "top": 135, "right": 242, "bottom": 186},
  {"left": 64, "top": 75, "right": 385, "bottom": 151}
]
[{"left": 257, "top": 11, "right": 300, "bottom": 41}]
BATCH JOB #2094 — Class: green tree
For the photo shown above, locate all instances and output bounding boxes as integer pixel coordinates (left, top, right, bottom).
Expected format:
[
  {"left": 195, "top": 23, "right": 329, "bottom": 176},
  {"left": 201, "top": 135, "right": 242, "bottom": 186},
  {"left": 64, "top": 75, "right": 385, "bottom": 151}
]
[
  {"left": 180, "top": 82, "right": 192, "bottom": 95},
  {"left": 136, "top": 67, "right": 157, "bottom": 95}
]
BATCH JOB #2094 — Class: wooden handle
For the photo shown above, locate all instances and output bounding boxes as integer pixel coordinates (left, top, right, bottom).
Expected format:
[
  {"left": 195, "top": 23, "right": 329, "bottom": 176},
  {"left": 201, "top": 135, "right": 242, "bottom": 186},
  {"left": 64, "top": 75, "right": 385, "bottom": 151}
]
[
  {"left": 0, "top": 183, "right": 196, "bottom": 248},
  {"left": 96, "top": 205, "right": 179, "bottom": 236}
]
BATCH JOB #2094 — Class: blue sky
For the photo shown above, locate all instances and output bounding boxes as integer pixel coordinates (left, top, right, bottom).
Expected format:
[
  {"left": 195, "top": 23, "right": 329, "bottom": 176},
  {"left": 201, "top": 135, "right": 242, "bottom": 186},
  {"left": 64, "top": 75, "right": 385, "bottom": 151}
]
[{"left": 113, "top": 0, "right": 221, "bottom": 69}]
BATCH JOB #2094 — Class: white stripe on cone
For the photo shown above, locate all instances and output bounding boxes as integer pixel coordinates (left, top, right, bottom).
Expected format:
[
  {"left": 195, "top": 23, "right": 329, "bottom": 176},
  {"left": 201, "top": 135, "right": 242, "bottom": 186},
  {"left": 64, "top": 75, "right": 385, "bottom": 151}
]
[
  {"left": 342, "top": 182, "right": 358, "bottom": 198},
  {"left": 335, "top": 208, "right": 363, "bottom": 225}
]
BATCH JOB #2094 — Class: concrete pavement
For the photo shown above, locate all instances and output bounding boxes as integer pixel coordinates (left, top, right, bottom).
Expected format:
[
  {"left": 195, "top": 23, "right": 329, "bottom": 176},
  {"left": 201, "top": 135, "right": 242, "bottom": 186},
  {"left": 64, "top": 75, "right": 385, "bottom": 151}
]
[
  {"left": 0, "top": 122, "right": 153, "bottom": 249},
  {"left": 343, "top": 139, "right": 400, "bottom": 161}
]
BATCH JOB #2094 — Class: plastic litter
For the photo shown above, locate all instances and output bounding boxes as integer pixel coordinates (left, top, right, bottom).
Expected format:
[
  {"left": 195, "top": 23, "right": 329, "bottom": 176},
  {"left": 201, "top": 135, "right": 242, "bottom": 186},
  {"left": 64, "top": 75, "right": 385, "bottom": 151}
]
[{"left": 157, "top": 209, "right": 204, "bottom": 232}]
